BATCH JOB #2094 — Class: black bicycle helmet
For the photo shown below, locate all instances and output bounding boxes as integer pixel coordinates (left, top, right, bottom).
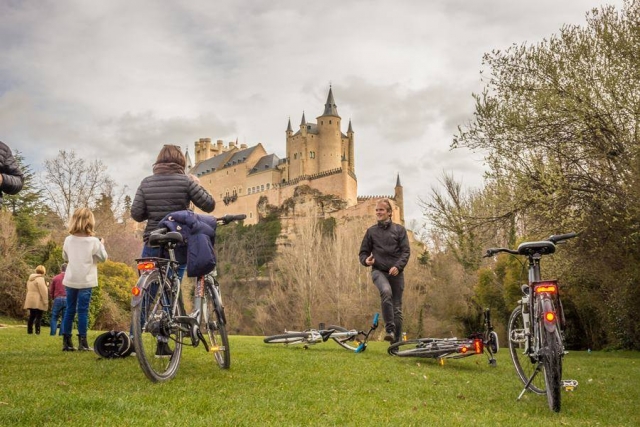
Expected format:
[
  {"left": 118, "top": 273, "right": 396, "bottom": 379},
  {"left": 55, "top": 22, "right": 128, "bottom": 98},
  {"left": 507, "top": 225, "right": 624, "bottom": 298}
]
[{"left": 94, "top": 331, "right": 132, "bottom": 358}]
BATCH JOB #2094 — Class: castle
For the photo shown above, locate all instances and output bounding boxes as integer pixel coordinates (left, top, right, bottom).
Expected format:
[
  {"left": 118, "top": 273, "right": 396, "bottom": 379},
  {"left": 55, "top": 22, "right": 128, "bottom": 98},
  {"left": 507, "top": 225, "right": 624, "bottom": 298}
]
[{"left": 189, "top": 87, "right": 404, "bottom": 226}]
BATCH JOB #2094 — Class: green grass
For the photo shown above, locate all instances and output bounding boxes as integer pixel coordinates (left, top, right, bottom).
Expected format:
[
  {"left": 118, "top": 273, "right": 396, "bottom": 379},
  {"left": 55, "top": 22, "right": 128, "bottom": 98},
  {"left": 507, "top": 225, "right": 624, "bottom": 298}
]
[{"left": 1, "top": 325, "right": 639, "bottom": 426}]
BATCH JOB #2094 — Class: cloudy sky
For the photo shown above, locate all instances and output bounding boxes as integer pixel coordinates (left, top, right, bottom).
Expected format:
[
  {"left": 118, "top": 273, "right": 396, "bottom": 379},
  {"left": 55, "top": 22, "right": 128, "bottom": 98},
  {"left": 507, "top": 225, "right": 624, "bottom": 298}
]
[{"left": 0, "top": 0, "right": 623, "bottom": 230}]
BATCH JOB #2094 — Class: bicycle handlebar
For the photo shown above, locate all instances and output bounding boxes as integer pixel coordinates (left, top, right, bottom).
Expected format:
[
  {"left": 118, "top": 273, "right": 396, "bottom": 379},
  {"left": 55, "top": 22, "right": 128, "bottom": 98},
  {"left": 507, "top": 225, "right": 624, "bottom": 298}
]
[
  {"left": 217, "top": 214, "right": 247, "bottom": 225},
  {"left": 484, "top": 231, "right": 578, "bottom": 258},
  {"left": 548, "top": 232, "right": 578, "bottom": 244}
]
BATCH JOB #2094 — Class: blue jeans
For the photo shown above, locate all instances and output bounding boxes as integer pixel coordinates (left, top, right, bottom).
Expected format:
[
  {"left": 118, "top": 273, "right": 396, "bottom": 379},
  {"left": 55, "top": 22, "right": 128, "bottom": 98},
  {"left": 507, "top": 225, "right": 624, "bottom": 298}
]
[
  {"left": 50, "top": 297, "right": 67, "bottom": 335},
  {"left": 62, "top": 287, "right": 93, "bottom": 336}
]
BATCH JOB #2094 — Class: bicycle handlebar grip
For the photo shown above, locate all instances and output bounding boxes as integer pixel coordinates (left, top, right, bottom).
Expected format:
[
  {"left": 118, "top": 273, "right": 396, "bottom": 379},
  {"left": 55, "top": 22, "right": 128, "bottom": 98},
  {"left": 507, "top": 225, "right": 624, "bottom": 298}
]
[
  {"left": 219, "top": 214, "right": 247, "bottom": 224},
  {"left": 483, "top": 249, "right": 497, "bottom": 258},
  {"left": 373, "top": 313, "right": 379, "bottom": 328},
  {"left": 549, "top": 232, "right": 578, "bottom": 243}
]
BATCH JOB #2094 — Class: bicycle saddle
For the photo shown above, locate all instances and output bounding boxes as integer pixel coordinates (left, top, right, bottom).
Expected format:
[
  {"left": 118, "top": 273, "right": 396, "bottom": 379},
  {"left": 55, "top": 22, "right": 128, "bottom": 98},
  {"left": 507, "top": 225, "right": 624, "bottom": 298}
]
[
  {"left": 517, "top": 241, "right": 556, "bottom": 256},
  {"left": 148, "top": 231, "right": 184, "bottom": 247}
]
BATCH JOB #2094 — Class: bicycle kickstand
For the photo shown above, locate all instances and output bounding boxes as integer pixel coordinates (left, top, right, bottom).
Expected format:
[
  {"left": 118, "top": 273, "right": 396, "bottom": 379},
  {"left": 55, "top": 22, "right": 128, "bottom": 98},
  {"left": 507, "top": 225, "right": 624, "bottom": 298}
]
[{"left": 517, "top": 362, "right": 544, "bottom": 400}]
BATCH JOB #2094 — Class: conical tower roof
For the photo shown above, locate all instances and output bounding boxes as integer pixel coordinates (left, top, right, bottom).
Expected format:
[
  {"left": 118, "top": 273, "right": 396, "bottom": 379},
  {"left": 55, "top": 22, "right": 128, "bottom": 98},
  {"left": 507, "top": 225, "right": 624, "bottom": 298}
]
[{"left": 321, "top": 86, "right": 339, "bottom": 117}]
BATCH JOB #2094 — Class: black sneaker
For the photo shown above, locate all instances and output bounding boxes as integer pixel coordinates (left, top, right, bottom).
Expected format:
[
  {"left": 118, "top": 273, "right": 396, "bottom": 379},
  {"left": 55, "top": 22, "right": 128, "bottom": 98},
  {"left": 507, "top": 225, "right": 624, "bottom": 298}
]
[
  {"left": 155, "top": 341, "right": 174, "bottom": 358},
  {"left": 384, "top": 332, "right": 395, "bottom": 342}
]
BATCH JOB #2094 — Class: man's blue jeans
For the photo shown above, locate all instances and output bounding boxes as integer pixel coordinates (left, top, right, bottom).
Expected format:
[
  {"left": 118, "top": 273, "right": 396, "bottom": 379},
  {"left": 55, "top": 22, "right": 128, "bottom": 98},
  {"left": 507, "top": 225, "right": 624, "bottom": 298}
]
[
  {"left": 50, "top": 297, "right": 67, "bottom": 336},
  {"left": 62, "top": 287, "right": 93, "bottom": 336}
]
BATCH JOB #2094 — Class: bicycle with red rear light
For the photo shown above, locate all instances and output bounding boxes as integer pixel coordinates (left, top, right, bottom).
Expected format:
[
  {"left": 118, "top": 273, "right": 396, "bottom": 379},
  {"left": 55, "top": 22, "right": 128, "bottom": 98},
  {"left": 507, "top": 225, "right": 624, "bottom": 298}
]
[
  {"left": 130, "top": 214, "right": 245, "bottom": 382},
  {"left": 483, "top": 232, "right": 578, "bottom": 412},
  {"left": 387, "top": 308, "right": 499, "bottom": 366}
]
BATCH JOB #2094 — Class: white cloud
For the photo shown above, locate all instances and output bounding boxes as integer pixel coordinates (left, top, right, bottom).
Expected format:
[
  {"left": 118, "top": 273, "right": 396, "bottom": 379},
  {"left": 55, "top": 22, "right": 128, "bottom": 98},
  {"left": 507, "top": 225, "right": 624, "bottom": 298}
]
[{"left": 0, "top": 0, "right": 624, "bottom": 229}]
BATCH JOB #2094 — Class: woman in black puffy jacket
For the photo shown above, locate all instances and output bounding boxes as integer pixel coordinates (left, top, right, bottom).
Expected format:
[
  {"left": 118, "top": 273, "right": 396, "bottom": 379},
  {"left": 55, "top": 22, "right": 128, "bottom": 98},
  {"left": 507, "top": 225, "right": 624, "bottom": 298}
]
[{"left": 131, "top": 144, "right": 215, "bottom": 277}]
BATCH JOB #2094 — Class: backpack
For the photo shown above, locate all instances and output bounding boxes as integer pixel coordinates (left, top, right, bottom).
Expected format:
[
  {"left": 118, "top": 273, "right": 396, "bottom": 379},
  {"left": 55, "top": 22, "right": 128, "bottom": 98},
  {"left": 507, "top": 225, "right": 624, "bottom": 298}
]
[{"left": 93, "top": 331, "right": 133, "bottom": 358}]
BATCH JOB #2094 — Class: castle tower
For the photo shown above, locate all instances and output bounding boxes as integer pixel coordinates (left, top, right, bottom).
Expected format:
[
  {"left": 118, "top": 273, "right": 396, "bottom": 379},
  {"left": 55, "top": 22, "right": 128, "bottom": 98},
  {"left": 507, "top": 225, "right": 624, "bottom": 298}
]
[
  {"left": 316, "top": 86, "right": 342, "bottom": 173},
  {"left": 395, "top": 173, "right": 405, "bottom": 225}
]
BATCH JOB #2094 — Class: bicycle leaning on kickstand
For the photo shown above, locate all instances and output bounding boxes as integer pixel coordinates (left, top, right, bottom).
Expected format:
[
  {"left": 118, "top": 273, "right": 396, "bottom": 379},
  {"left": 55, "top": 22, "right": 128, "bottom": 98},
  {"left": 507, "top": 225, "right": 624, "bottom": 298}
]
[
  {"left": 483, "top": 232, "right": 578, "bottom": 412},
  {"left": 130, "top": 214, "right": 246, "bottom": 382},
  {"left": 263, "top": 313, "right": 380, "bottom": 353},
  {"left": 387, "top": 308, "right": 499, "bottom": 366}
]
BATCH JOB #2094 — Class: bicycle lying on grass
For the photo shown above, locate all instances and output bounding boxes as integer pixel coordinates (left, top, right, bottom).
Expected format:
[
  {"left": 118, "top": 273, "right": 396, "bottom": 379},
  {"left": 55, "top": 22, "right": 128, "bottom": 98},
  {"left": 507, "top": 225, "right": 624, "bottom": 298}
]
[
  {"left": 263, "top": 313, "right": 379, "bottom": 353},
  {"left": 483, "top": 232, "right": 578, "bottom": 412},
  {"left": 131, "top": 214, "right": 245, "bottom": 382},
  {"left": 387, "top": 308, "right": 499, "bottom": 366}
]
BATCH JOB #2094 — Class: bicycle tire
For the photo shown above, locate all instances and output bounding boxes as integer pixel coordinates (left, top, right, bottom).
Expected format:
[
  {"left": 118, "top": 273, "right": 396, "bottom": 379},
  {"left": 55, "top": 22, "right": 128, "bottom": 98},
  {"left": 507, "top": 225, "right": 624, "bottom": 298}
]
[
  {"left": 203, "top": 278, "right": 230, "bottom": 369},
  {"left": 132, "top": 271, "right": 183, "bottom": 382},
  {"left": 508, "top": 306, "right": 545, "bottom": 394},
  {"left": 541, "top": 324, "right": 563, "bottom": 412},
  {"left": 263, "top": 332, "right": 311, "bottom": 345},
  {"left": 326, "top": 325, "right": 359, "bottom": 351},
  {"left": 388, "top": 338, "right": 460, "bottom": 358}
]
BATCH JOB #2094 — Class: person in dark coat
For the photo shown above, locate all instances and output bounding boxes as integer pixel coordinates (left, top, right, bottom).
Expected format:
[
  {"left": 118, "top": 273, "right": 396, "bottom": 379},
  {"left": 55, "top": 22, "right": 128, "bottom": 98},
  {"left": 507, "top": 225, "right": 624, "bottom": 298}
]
[
  {"left": 131, "top": 144, "right": 215, "bottom": 279},
  {"left": 0, "top": 140, "right": 24, "bottom": 203},
  {"left": 130, "top": 144, "right": 215, "bottom": 356},
  {"left": 359, "top": 199, "right": 411, "bottom": 343}
]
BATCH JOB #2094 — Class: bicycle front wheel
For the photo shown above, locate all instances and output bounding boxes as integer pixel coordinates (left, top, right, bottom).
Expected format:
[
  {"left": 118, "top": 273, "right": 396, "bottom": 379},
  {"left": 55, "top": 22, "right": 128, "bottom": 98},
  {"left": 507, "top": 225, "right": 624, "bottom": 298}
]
[
  {"left": 263, "top": 332, "right": 311, "bottom": 345},
  {"left": 132, "top": 271, "right": 183, "bottom": 382},
  {"left": 203, "top": 278, "right": 230, "bottom": 369},
  {"left": 541, "top": 325, "right": 563, "bottom": 412},
  {"left": 327, "top": 325, "right": 359, "bottom": 351},
  {"left": 508, "top": 306, "right": 545, "bottom": 394}
]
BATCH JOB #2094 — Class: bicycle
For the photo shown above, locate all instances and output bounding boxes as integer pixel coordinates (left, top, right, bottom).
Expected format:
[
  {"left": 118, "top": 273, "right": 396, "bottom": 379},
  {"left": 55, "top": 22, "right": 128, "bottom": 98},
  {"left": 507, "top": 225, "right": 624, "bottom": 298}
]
[
  {"left": 263, "top": 313, "right": 379, "bottom": 353},
  {"left": 483, "top": 232, "right": 578, "bottom": 412},
  {"left": 387, "top": 308, "right": 499, "bottom": 366},
  {"left": 131, "top": 213, "right": 246, "bottom": 382}
]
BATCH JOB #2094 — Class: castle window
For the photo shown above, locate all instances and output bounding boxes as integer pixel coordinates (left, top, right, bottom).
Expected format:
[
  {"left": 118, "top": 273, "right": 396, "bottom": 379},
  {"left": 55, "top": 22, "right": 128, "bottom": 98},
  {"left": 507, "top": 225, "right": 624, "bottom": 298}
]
[
  {"left": 261, "top": 185, "right": 264, "bottom": 191},
  {"left": 329, "top": 120, "right": 332, "bottom": 124},
  {"left": 294, "top": 153, "right": 297, "bottom": 160},
  {"left": 266, "top": 183, "right": 270, "bottom": 189}
]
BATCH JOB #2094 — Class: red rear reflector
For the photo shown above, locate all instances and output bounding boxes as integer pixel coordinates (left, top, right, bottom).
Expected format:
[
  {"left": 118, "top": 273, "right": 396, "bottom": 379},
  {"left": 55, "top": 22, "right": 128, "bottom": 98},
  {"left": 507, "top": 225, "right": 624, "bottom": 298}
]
[
  {"left": 137, "top": 262, "right": 156, "bottom": 271},
  {"left": 545, "top": 311, "right": 556, "bottom": 322},
  {"left": 473, "top": 339, "right": 483, "bottom": 354},
  {"left": 534, "top": 282, "right": 557, "bottom": 294},
  {"left": 132, "top": 287, "right": 141, "bottom": 296}
]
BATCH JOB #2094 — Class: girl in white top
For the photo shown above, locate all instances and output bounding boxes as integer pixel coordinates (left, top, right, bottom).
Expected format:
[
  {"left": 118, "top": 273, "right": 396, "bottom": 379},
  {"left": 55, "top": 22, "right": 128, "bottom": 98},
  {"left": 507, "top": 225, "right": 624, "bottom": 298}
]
[{"left": 61, "top": 207, "right": 108, "bottom": 351}]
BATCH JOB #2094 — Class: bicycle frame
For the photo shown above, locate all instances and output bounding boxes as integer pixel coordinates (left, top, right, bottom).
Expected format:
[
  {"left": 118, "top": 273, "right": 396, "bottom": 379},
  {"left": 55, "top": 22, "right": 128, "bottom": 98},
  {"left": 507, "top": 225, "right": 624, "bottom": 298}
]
[
  {"left": 263, "top": 313, "right": 379, "bottom": 353},
  {"left": 131, "top": 214, "right": 245, "bottom": 382},
  {"left": 485, "top": 232, "right": 577, "bottom": 412},
  {"left": 387, "top": 308, "right": 499, "bottom": 366}
]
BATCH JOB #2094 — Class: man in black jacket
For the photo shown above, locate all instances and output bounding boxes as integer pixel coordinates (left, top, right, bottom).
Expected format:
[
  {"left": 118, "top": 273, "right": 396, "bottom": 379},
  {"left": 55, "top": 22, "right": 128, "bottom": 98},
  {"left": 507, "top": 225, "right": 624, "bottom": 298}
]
[
  {"left": 0, "top": 141, "right": 24, "bottom": 204},
  {"left": 359, "top": 199, "right": 411, "bottom": 343}
]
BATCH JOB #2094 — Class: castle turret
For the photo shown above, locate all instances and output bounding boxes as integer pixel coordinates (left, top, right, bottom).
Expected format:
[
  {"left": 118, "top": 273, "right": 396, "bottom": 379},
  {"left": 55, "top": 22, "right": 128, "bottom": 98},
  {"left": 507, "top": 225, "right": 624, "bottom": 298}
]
[
  {"left": 347, "top": 119, "right": 355, "bottom": 173},
  {"left": 395, "top": 173, "right": 405, "bottom": 225}
]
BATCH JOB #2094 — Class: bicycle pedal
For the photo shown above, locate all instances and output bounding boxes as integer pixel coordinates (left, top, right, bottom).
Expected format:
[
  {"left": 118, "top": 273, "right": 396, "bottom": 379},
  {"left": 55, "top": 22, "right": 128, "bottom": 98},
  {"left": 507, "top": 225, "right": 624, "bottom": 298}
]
[{"left": 562, "top": 379, "right": 578, "bottom": 391}]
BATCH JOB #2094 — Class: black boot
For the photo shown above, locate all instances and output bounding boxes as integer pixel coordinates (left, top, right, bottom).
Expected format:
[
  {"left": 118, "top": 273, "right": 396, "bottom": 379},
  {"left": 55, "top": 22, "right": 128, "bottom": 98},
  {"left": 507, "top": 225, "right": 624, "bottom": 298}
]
[
  {"left": 35, "top": 325, "right": 41, "bottom": 335},
  {"left": 62, "top": 334, "right": 76, "bottom": 351},
  {"left": 78, "top": 335, "right": 92, "bottom": 351}
]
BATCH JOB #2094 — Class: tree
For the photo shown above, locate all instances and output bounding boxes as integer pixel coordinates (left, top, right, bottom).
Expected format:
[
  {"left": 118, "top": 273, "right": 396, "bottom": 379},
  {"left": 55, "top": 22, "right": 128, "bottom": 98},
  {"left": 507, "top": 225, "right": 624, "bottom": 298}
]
[
  {"left": 448, "top": 1, "right": 640, "bottom": 349},
  {"left": 40, "top": 150, "right": 116, "bottom": 223}
]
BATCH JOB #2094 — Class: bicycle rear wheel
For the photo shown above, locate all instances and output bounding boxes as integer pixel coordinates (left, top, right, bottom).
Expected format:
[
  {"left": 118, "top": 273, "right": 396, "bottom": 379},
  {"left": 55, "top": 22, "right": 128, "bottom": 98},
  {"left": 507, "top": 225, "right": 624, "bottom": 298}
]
[
  {"left": 132, "top": 271, "right": 183, "bottom": 382},
  {"left": 326, "top": 325, "right": 359, "bottom": 351},
  {"left": 203, "top": 278, "right": 230, "bottom": 369},
  {"left": 263, "top": 332, "right": 311, "bottom": 345},
  {"left": 388, "top": 338, "right": 460, "bottom": 358},
  {"left": 508, "top": 306, "right": 545, "bottom": 394},
  {"left": 541, "top": 326, "right": 563, "bottom": 412}
]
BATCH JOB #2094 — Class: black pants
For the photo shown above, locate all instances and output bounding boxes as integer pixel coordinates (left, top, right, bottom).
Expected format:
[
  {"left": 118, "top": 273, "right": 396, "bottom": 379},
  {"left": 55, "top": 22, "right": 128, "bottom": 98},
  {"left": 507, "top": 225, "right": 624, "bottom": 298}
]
[
  {"left": 28, "top": 309, "right": 44, "bottom": 334},
  {"left": 372, "top": 270, "right": 404, "bottom": 342}
]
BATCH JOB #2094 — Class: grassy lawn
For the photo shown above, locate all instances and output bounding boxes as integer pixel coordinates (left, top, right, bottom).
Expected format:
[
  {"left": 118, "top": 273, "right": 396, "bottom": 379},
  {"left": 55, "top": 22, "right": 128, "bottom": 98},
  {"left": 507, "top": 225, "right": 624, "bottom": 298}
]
[{"left": 1, "top": 324, "right": 638, "bottom": 426}]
